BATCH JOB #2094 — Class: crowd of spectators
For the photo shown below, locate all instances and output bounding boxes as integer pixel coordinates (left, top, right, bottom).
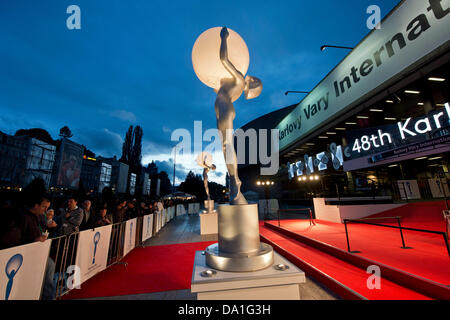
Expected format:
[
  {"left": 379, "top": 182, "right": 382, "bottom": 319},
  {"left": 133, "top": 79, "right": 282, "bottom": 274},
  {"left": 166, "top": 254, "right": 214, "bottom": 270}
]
[
  {"left": 0, "top": 192, "right": 178, "bottom": 300},
  {"left": 0, "top": 195, "right": 172, "bottom": 251}
]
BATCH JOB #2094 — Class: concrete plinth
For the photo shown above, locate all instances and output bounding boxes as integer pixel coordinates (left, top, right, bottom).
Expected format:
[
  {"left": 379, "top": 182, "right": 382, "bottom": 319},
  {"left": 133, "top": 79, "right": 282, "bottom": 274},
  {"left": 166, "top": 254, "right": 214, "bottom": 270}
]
[
  {"left": 191, "top": 250, "right": 305, "bottom": 300},
  {"left": 200, "top": 212, "right": 218, "bottom": 235}
]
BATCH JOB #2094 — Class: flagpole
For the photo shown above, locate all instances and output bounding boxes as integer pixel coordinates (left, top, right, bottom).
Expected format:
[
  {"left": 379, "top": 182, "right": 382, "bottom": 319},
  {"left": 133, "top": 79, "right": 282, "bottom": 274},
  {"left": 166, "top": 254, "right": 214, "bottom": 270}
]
[{"left": 173, "top": 145, "right": 176, "bottom": 193}]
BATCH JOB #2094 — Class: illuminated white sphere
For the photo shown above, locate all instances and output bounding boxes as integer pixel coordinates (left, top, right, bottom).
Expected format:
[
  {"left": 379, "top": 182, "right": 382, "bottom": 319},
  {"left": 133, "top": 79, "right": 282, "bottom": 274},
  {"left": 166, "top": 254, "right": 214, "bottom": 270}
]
[
  {"left": 192, "top": 27, "right": 250, "bottom": 90},
  {"left": 196, "top": 152, "right": 213, "bottom": 168}
]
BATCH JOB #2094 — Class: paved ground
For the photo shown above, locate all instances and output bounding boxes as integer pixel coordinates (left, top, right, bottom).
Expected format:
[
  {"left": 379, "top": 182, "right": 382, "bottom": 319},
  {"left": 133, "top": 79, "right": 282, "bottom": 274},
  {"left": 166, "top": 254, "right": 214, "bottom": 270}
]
[{"left": 88, "top": 214, "right": 341, "bottom": 300}]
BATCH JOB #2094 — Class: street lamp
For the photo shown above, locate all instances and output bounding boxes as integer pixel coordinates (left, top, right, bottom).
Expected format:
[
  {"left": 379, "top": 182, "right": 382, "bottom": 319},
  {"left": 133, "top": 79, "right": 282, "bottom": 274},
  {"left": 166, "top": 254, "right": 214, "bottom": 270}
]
[
  {"left": 285, "top": 91, "right": 310, "bottom": 96},
  {"left": 256, "top": 179, "right": 275, "bottom": 220},
  {"left": 320, "top": 45, "right": 354, "bottom": 51}
]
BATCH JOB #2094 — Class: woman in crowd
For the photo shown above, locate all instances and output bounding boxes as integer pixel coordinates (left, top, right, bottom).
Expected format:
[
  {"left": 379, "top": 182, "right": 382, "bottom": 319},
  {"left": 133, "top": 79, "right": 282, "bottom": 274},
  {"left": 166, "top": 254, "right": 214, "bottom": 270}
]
[{"left": 93, "top": 206, "right": 112, "bottom": 227}]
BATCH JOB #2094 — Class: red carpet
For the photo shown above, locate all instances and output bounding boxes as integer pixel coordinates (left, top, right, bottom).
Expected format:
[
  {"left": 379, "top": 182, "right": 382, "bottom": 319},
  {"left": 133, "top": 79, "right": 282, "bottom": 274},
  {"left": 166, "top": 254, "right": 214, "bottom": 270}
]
[
  {"left": 63, "top": 241, "right": 216, "bottom": 299},
  {"left": 260, "top": 200, "right": 450, "bottom": 299},
  {"left": 267, "top": 201, "right": 450, "bottom": 286},
  {"left": 364, "top": 200, "right": 447, "bottom": 232},
  {"left": 260, "top": 227, "right": 433, "bottom": 300}
]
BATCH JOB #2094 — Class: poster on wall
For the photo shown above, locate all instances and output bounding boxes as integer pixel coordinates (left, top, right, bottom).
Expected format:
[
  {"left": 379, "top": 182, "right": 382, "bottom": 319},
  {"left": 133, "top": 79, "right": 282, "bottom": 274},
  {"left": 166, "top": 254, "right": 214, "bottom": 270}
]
[
  {"left": 56, "top": 140, "right": 83, "bottom": 189},
  {"left": 123, "top": 218, "right": 137, "bottom": 257},
  {"left": 428, "top": 179, "right": 450, "bottom": 198},
  {"left": 397, "top": 180, "right": 421, "bottom": 200},
  {"left": 75, "top": 225, "right": 112, "bottom": 284},
  {"left": 0, "top": 240, "right": 51, "bottom": 300},
  {"left": 142, "top": 214, "right": 153, "bottom": 242}
]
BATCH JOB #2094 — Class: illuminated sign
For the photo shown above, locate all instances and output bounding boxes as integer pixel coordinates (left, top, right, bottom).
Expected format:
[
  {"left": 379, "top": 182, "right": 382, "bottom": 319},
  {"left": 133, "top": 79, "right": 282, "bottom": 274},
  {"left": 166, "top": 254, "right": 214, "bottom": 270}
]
[
  {"left": 347, "top": 103, "right": 450, "bottom": 159},
  {"left": 276, "top": 0, "right": 450, "bottom": 151},
  {"left": 288, "top": 143, "right": 350, "bottom": 179}
]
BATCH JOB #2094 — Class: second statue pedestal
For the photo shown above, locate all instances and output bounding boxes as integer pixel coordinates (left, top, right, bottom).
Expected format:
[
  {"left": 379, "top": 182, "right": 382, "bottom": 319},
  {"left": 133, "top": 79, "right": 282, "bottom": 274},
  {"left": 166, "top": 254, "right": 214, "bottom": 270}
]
[
  {"left": 205, "top": 203, "right": 274, "bottom": 272},
  {"left": 199, "top": 212, "right": 218, "bottom": 235}
]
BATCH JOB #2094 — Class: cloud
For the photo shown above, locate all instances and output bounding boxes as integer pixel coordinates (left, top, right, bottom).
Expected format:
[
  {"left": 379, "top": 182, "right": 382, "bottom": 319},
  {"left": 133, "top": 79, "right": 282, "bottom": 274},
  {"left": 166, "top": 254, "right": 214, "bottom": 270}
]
[
  {"left": 74, "top": 127, "right": 123, "bottom": 158},
  {"left": 110, "top": 110, "right": 137, "bottom": 123},
  {"left": 153, "top": 159, "right": 190, "bottom": 184},
  {"left": 0, "top": 113, "right": 50, "bottom": 136}
]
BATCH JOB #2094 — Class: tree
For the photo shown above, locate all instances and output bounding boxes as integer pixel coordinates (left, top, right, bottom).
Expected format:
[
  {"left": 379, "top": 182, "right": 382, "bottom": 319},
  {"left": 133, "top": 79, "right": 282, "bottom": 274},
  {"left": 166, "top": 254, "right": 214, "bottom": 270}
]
[
  {"left": 120, "top": 126, "right": 133, "bottom": 164},
  {"left": 147, "top": 161, "right": 158, "bottom": 176},
  {"left": 130, "top": 125, "right": 143, "bottom": 173},
  {"left": 59, "top": 126, "right": 73, "bottom": 139},
  {"left": 158, "top": 171, "right": 173, "bottom": 196},
  {"left": 15, "top": 128, "right": 55, "bottom": 145},
  {"left": 120, "top": 125, "right": 144, "bottom": 195},
  {"left": 178, "top": 171, "right": 205, "bottom": 200}
]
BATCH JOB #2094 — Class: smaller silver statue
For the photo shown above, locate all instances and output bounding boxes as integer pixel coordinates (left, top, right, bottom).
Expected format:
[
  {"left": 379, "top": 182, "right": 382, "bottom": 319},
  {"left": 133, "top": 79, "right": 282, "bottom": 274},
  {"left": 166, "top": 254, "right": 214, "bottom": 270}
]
[
  {"left": 203, "top": 163, "right": 216, "bottom": 201},
  {"left": 196, "top": 152, "right": 216, "bottom": 201}
]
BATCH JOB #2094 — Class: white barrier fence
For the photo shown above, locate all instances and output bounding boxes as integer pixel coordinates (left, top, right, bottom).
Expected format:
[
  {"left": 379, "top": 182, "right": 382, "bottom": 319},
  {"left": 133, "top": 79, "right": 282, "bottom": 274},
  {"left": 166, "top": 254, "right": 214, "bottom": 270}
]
[
  {"left": 0, "top": 240, "right": 51, "bottom": 300},
  {"left": 75, "top": 225, "right": 112, "bottom": 285},
  {"left": 176, "top": 204, "right": 186, "bottom": 216},
  {"left": 0, "top": 206, "right": 179, "bottom": 300},
  {"left": 187, "top": 203, "right": 201, "bottom": 214},
  {"left": 258, "top": 199, "right": 279, "bottom": 218},
  {"left": 142, "top": 214, "right": 153, "bottom": 242}
]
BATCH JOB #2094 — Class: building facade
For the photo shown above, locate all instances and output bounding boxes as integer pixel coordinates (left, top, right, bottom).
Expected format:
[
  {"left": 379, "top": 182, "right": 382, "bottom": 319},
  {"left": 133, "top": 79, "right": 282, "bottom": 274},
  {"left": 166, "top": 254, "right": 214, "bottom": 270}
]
[
  {"left": 0, "top": 131, "right": 56, "bottom": 189},
  {"left": 239, "top": 0, "right": 450, "bottom": 203}
]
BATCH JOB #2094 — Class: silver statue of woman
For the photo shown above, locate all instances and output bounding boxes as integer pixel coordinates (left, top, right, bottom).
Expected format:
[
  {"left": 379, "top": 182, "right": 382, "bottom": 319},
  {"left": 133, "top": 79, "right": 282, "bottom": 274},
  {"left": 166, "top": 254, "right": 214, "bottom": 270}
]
[
  {"left": 215, "top": 27, "right": 262, "bottom": 205},
  {"left": 201, "top": 162, "right": 216, "bottom": 201}
]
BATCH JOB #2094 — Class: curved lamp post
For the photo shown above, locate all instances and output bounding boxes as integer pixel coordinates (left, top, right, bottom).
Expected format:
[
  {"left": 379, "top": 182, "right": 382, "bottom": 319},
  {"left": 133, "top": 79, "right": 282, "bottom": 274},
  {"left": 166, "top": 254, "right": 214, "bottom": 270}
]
[
  {"left": 320, "top": 45, "right": 354, "bottom": 51},
  {"left": 285, "top": 91, "right": 310, "bottom": 96}
]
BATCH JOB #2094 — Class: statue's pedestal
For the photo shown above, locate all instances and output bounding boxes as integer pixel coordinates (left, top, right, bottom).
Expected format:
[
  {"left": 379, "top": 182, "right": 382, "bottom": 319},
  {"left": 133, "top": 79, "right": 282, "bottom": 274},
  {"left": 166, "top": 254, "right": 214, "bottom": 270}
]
[
  {"left": 191, "top": 250, "right": 305, "bottom": 300},
  {"left": 203, "top": 200, "right": 214, "bottom": 213},
  {"left": 200, "top": 212, "right": 218, "bottom": 235},
  {"left": 205, "top": 204, "right": 274, "bottom": 272}
]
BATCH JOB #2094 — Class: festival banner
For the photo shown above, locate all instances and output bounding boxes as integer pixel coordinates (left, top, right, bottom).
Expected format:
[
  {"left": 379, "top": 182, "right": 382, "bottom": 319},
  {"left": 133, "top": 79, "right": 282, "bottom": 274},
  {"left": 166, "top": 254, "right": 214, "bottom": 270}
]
[
  {"left": 428, "top": 179, "right": 450, "bottom": 198},
  {"left": 142, "top": 214, "right": 153, "bottom": 242},
  {"left": 123, "top": 218, "right": 137, "bottom": 257},
  {"left": 397, "top": 180, "right": 421, "bottom": 200},
  {"left": 75, "top": 225, "right": 112, "bottom": 284},
  {"left": 0, "top": 240, "right": 51, "bottom": 300}
]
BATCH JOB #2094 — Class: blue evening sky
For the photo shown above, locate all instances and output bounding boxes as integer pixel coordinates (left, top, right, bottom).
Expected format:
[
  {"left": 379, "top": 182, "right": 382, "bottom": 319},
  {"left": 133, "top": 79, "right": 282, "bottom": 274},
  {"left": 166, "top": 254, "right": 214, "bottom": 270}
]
[{"left": 0, "top": 0, "right": 400, "bottom": 184}]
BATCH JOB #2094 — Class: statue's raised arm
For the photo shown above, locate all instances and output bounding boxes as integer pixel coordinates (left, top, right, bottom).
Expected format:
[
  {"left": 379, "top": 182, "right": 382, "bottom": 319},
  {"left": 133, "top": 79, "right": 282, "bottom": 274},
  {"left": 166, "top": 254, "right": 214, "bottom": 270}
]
[{"left": 219, "top": 27, "right": 245, "bottom": 84}]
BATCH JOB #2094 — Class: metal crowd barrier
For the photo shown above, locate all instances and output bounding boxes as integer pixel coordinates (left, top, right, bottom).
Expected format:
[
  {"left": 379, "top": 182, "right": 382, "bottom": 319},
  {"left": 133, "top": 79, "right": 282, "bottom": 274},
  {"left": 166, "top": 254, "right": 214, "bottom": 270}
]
[
  {"left": 274, "top": 208, "right": 315, "bottom": 227},
  {"left": 343, "top": 216, "right": 450, "bottom": 259},
  {"left": 51, "top": 232, "right": 79, "bottom": 298},
  {"left": 51, "top": 208, "right": 179, "bottom": 299}
]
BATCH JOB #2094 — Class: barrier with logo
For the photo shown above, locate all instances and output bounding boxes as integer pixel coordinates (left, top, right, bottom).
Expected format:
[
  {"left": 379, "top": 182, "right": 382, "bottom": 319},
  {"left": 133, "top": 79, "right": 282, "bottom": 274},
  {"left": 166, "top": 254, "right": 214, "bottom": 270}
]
[
  {"left": 162, "top": 209, "right": 167, "bottom": 227},
  {"left": 123, "top": 218, "right": 137, "bottom": 257},
  {"left": 397, "top": 180, "right": 421, "bottom": 200},
  {"left": 176, "top": 204, "right": 186, "bottom": 216},
  {"left": 75, "top": 225, "right": 112, "bottom": 284},
  {"left": 0, "top": 240, "right": 51, "bottom": 300},
  {"left": 157, "top": 211, "right": 161, "bottom": 232},
  {"left": 429, "top": 179, "right": 450, "bottom": 198},
  {"left": 142, "top": 214, "right": 154, "bottom": 242},
  {"left": 0, "top": 205, "right": 181, "bottom": 300}
]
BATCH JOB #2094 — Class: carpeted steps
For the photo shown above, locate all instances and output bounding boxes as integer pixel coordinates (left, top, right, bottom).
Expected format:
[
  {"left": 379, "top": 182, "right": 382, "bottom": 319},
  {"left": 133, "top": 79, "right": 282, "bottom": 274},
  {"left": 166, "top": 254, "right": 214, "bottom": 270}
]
[{"left": 260, "top": 224, "right": 439, "bottom": 300}]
